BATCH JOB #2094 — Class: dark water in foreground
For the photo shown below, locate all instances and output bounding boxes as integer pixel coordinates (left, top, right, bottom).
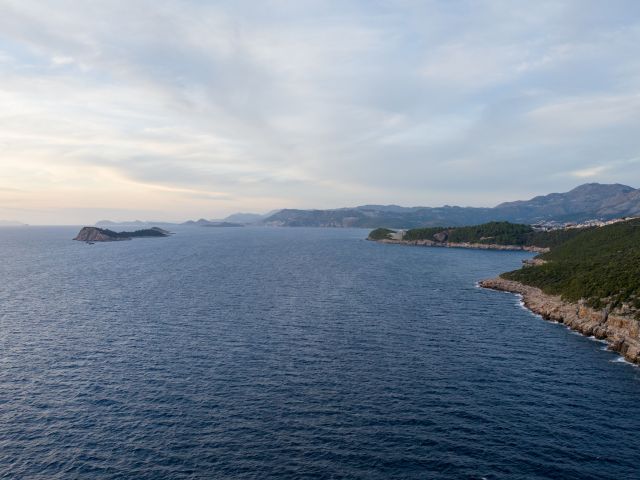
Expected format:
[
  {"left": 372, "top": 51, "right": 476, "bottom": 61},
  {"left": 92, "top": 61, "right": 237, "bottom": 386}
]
[{"left": 1, "top": 226, "right": 639, "bottom": 479}]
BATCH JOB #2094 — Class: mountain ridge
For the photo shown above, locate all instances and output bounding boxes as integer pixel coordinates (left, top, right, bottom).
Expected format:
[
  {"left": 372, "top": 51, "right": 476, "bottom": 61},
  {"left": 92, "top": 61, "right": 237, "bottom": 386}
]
[
  {"left": 262, "top": 183, "right": 640, "bottom": 228},
  {"left": 93, "top": 183, "right": 640, "bottom": 229}
]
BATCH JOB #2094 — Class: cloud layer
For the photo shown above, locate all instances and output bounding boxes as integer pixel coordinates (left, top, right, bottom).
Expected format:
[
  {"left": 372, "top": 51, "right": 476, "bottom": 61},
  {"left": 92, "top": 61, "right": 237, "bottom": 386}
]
[{"left": 1, "top": 0, "right": 639, "bottom": 223}]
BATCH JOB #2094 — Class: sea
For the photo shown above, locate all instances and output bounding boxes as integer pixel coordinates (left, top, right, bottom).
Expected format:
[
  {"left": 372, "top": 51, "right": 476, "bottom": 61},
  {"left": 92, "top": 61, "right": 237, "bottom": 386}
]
[{"left": 1, "top": 226, "right": 639, "bottom": 479}]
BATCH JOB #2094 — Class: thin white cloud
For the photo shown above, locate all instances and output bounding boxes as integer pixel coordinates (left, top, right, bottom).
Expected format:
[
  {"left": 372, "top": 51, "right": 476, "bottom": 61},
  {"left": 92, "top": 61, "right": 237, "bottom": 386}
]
[
  {"left": 572, "top": 165, "right": 610, "bottom": 178},
  {"left": 0, "top": 0, "right": 640, "bottom": 223},
  {"left": 569, "top": 156, "right": 640, "bottom": 179},
  {"left": 51, "top": 55, "right": 74, "bottom": 66},
  {"left": 527, "top": 94, "right": 640, "bottom": 132}
]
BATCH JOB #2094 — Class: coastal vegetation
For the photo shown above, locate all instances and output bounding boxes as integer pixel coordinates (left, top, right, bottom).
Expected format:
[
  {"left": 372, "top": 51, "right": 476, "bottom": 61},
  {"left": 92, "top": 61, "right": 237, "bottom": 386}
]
[
  {"left": 403, "top": 221, "right": 533, "bottom": 244},
  {"left": 503, "top": 219, "right": 640, "bottom": 316},
  {"left": 370, "top": 218, "right": 640, "bottom": 319},
  {"left": 368, "top": 228, "right": 396, "bottom": 240},
  {"left": 380, "top": 221, "right": 587, "bottom": 248},
  {"left": 108, "top": 228, "right": 169, "bottom": 238}
]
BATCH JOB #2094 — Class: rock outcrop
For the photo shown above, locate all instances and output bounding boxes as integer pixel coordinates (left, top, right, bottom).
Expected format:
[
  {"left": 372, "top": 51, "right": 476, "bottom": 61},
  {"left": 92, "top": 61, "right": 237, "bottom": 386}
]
[
  {"left": 522, "top": 258, "right": 547, "bottom": 267},
  {"left": 74, "top": 227, "right": 128, "bottom": 242},
  {"left": 480, "top": 277, "right": 640, "bottom": 365}
]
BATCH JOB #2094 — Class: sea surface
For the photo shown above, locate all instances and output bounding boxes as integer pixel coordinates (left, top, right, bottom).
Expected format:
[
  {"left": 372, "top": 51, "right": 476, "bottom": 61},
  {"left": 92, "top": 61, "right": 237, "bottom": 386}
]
[{"left": 1, "top": 226, "right": 640, "bottom": 479}]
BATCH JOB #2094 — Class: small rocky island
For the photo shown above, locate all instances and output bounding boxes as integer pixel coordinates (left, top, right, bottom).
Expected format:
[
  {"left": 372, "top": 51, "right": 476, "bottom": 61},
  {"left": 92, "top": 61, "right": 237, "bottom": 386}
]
[{"left": 73, "top": 226, "right": 171, "bottom": 242}]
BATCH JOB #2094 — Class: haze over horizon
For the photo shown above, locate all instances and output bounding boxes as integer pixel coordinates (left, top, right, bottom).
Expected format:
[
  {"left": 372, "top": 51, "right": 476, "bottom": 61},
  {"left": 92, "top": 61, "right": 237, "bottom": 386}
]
[{"left": 2, "top": 1, "right": 640, "bottom": 224}]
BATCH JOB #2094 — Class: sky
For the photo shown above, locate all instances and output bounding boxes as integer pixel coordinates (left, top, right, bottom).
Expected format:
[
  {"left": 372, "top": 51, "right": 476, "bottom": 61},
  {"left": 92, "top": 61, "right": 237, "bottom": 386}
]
[{"left": 1, "top": 0, "right": 640, "bottom": 224}]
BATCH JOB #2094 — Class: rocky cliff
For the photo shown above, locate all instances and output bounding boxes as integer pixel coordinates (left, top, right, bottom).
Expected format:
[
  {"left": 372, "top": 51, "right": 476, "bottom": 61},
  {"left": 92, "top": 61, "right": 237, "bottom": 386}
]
[
  {"left": 74, "top": 227, "right": 128, "bottom": 242},
  {"left": 480, "top": 277, "right": 640, "bottom": 365}
]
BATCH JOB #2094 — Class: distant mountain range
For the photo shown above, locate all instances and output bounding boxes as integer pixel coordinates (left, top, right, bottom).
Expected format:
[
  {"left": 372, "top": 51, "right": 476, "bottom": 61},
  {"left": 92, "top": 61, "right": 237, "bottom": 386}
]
[
  {"left": 93, "top": 183, "right": 640, "bottom": 230},
  {"left": 0, "top": 220, "right": 27, "bottom": 226},
  {"left": 260, "top": 183, "right": 640, "bottom": 228},
  {"left": 181, "top": 219, "right": 244, "bottom": 227},
  {"left": 96, "top": 212, "right": 274, "bottom": 228}
]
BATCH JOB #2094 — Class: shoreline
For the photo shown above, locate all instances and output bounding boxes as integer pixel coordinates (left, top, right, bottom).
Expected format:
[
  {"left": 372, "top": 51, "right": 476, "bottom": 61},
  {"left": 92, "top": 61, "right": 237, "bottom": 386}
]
[
  {"left": 480, "top": 277, "right": 640, "bottom": 365},
  {"left": 372, "top": 238, "right": 549, "bottom": 253}
]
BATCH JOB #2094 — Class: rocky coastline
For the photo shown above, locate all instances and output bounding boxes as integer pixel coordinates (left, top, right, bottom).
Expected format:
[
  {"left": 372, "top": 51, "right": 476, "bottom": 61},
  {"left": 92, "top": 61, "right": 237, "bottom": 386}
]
[
  {"left": 480, "top": 277, "right": 640, "bottom": 365},
  {"left": 373, "top": 238, "right": 549, "bottom": 253}
]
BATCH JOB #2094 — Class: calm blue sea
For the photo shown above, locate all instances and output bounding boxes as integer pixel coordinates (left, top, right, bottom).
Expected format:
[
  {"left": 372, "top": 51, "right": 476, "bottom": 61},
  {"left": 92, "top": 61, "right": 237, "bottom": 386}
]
[{"left": 1, "top": 226, "right": 639, "bottom": 479}]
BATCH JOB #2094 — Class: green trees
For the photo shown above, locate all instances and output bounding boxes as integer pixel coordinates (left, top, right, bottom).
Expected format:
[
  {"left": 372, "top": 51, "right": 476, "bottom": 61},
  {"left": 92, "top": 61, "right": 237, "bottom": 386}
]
[
  {"left": 369, "top": 218, "right": 640, "bottom": 317},
  {"left": 504, "top": 219, "right": 640, "bottom": 316},
  {"left": 395, "top": 221, "right": 588, "bottom": 247},
  {"left": 402, "top": 221, "right": 535, "bottom": 245},
  {"left": 446, "top": 222, "right": 533, "bottom": 244},
  {"left": 402, "top": 227, "right": 448, "bottom": 241},
  {"left": 367, "top": 228, "right": 397, "bottom": 240}
]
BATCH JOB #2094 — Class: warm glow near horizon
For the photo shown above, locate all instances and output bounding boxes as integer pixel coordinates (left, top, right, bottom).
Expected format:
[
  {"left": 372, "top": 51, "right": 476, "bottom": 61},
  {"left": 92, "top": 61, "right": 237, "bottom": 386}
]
[{"left": 1, "top": 0, "right": 640, "bottom": 224}]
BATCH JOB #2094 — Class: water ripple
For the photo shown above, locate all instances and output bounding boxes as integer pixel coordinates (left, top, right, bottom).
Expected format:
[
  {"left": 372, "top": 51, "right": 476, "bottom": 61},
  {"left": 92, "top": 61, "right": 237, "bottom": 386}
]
[{"left": 0, "top": 226, "right": 639, "bottom": 479}]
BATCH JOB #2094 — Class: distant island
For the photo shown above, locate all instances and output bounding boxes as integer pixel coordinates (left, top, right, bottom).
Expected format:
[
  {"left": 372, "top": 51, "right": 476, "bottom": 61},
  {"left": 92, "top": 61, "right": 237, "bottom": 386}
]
[
  {"left": 186, "top": 220, "right": 243, "bottom": 228},
  {"left": 73, "top": 226, "right": 171, "bottom": 242},
  {"left": 370, "top": 219, "right": 640, "bottom": 365},
  {"left": 0, "top": 220, "right": 28, "bottom": 227},
  {"left": 96, "top": 212, "right": 271, "bottom": 228}
]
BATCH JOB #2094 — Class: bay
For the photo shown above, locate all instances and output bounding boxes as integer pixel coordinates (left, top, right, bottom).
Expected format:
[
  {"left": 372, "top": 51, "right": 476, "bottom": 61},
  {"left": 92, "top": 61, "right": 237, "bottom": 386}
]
[{"left": 1, "top": 226, "right": 639, "bottom": 479}]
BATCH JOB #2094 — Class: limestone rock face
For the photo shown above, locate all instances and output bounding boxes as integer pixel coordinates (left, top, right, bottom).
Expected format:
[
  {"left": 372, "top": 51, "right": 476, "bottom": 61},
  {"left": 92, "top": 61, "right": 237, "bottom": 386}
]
[
  {"left": 73, "top": 227, "right": 126, "bottom": 242},
  {"left": 433, "top": 231, "right": 449, "bottom": 242},
  {"left": 523, "top": 258, "right": 547, "bottom": 267},
  {"left": 480, "top": 277, "right": 640, "bottom": 365}
]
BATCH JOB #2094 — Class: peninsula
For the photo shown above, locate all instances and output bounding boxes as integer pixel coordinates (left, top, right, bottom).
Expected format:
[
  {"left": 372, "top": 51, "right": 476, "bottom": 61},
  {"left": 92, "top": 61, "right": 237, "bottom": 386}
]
[
  {"left": 73, "top": 226, "right": 171, "bottom": 242},
  {"left": 367, "top": 221, "right": 584, "bottom": 252},
  {"left": 480, "top": 218, "right": 640, "bottom": 364},
  {"left": 370, "top": 219, "right": 640, "bottom": 365}
]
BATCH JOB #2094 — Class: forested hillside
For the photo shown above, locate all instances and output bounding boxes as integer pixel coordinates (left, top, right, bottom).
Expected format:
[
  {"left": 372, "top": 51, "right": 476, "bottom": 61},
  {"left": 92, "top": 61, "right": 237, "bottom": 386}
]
[
  {"left": 394, "top": 222, "right": 587, "bottom": 248},
  {"left": 503, "top": 219, "right": 640, "bottom": 316}
]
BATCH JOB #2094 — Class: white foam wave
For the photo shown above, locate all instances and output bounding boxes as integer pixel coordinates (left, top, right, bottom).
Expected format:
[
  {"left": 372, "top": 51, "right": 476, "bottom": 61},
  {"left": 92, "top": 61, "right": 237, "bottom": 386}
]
[
  {"left": 610, "top": 356, "right": 638, "bottom": 367},
  {"left": 588, "top": 336, "right": 608, "bottom": 344}
]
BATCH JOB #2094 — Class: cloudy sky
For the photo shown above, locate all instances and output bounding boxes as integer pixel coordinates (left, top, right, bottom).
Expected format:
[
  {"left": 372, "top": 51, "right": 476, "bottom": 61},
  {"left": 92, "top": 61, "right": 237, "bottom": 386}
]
[{"left": 1, "top": 0, "right": 640, "bottom": 224}]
